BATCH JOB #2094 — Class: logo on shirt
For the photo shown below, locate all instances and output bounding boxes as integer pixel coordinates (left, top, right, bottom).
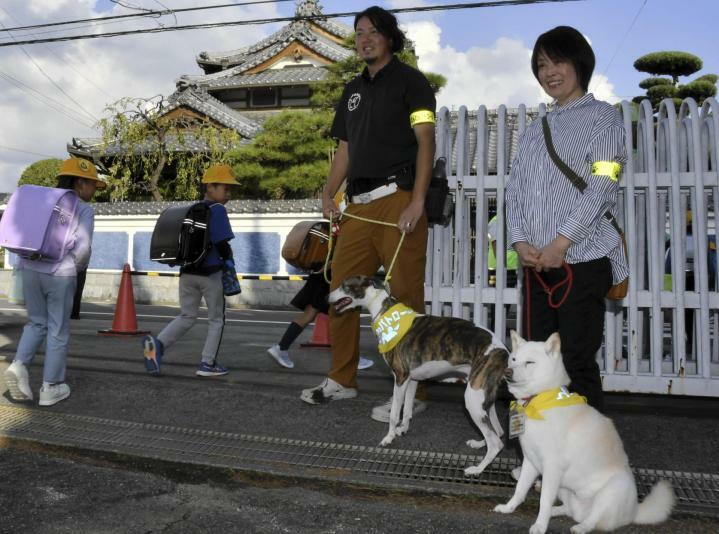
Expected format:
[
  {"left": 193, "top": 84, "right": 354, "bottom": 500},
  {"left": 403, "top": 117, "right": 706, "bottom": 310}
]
[{"left": 348, "top": 93, "right": 361, "bottom": 111}]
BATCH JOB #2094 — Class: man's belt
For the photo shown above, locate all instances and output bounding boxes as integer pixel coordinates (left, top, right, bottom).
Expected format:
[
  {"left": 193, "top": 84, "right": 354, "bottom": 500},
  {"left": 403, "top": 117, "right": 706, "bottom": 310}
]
[{"left": 350, "top": 182, "right": 398, "bottom": 204}]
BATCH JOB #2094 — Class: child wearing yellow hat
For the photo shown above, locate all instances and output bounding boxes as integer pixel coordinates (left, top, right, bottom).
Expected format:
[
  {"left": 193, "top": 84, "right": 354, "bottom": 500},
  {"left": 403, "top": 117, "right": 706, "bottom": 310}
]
[
  {"left": 4, "top": 157, "right": 104, "bottom": 406},
  {"left": 142, "top": 164, "right": 238, "bottom": 377}
]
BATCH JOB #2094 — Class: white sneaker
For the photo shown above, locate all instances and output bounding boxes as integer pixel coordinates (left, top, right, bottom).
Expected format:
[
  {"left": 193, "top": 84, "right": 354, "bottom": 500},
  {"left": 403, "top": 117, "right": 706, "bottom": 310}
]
[
  {"left": 39, "top": 383, "right": 71, "bottom": 406},
  {"left": 4, "top": 361, "right": 33, "bottom": 401},
  {"left": 357, "top": 356, "right": 374, "bottom": 370},
  {"left": 300, "top": 377, "right": 357, "bottom": 405},
  {"left": 267, "top": 345, "right": 294, "bottom": 369},
  {"left": 370, "top": 396, "right": 427, "bottom": 423}
]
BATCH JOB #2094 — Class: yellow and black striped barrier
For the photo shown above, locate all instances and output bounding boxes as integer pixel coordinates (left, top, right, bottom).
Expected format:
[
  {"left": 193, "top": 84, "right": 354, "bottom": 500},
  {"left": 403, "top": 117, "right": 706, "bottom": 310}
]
[{"left": 130, "top": 271, "right": 307, "bottom": 281}]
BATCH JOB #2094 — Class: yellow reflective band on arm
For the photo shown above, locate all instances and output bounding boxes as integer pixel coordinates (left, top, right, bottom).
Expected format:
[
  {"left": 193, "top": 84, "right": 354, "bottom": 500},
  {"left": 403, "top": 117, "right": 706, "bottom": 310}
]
[
  {"left": 591, "top": 161, "right": 621, "bottom": 182},
  {"left": 409, "top": 110, "right": 435, "bottom": 127}
]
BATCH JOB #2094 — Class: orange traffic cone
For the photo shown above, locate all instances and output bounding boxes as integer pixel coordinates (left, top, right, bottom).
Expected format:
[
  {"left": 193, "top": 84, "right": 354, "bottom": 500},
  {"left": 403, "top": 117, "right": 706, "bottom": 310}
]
[
  {"left": 301, "top": 312, "right": 331, "bottom": 348},
  {"left": 98, "top": 263, "right": 150, "bottom": 336}
]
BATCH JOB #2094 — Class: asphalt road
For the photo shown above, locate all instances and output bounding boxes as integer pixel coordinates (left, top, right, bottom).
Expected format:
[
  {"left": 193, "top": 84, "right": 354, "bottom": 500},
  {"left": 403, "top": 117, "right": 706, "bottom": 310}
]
[{"left": 0, "top": 299, "right": 718, "bottom": 533}]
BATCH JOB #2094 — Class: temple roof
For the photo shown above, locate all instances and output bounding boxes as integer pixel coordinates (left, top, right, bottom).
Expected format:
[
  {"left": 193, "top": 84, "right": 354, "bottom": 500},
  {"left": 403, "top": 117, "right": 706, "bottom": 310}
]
[
  {"left": 67, "top": 87, "right": 261, "bottom": 158},
  {"left": 194, "top": 1, "right": 352, "bottom": 74},
  {"left": 180, "top": 65, "right": 329, "bottom": 90},
  {"left": 163, "top": 86, "right": 262, "bottom": 137}
]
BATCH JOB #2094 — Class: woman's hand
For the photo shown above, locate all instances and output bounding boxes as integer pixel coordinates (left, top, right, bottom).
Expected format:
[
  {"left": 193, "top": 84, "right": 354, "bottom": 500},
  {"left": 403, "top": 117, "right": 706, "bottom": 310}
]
[
  {"left": 513, "top": 242, "right": 541, "bottom": 268},
  {"left": 536, "top": 235, "right": 572, "bottom": 271}
]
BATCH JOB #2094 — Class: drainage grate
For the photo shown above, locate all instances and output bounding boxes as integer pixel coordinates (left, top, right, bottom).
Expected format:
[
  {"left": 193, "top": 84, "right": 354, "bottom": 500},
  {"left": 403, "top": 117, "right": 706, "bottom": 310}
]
[{"left": 0, "top": 405, "right": 716, "bottom": 516}]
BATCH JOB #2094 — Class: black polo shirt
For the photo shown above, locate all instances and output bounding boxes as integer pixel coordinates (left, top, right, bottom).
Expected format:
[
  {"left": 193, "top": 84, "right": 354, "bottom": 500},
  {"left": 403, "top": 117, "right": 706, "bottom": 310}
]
[{"left": 331, "top": 56, "right": 436, "bottom": 179}]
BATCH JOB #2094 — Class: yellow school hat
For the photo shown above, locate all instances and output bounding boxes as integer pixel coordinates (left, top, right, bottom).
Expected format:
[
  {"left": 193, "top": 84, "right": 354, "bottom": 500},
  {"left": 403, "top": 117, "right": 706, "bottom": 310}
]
[
  {"left": 201, "top": 164, "right": 239, "bottom": 185},
  {"left": 57, "top": 157, "right": 107, "bottom": 189}
]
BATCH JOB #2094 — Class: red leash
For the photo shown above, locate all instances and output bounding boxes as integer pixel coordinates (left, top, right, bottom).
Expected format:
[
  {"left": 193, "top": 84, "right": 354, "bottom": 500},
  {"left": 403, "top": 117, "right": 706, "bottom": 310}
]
[{"left": 524, "top": 263, "right": 574, "bottom": 339}]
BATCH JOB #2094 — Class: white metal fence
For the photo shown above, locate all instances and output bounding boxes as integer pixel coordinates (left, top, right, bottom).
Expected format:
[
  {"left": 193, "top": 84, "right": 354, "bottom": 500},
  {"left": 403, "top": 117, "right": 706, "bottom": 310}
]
[{"left": 428, "top": 97, "right": 719, "bottom": 397}]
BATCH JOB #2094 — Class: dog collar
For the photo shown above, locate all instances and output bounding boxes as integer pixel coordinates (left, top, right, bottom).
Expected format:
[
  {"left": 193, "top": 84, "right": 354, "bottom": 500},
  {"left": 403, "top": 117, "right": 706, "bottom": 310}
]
[
  {"left": 372, "top": 303, "right": 416, "bottom": 353},
  {"left": 510, "top": 386, "right": 586, "bottom": 420}
]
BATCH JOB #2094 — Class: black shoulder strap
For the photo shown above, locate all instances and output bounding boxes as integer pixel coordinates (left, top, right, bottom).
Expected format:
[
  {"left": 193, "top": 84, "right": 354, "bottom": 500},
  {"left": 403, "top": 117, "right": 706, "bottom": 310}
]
[{"left": 541, "top": 115, "right": 621, "bottom": 234}]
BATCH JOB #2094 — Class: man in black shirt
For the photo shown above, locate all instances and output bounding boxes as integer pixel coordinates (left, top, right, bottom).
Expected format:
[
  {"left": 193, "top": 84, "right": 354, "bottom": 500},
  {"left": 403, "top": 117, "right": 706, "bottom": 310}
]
[{"left": 301, "top": 6, "right": 436, "bottom": 418}]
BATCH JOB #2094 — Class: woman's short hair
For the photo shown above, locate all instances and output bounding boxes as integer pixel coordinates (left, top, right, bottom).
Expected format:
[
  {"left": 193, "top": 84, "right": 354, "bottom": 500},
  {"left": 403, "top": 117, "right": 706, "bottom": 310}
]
[
  {"left": 354, "top": 6, "right": 405, "bottom": 54},
  {"left": 531, "top": 26, "right": 595, "bottom": 92}
]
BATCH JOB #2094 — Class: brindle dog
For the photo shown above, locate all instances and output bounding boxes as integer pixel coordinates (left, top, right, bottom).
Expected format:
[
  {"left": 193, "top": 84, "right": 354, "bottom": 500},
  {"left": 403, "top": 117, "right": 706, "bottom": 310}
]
[{"left": 329, "top": 275, "right": 509, "bottom": 476}]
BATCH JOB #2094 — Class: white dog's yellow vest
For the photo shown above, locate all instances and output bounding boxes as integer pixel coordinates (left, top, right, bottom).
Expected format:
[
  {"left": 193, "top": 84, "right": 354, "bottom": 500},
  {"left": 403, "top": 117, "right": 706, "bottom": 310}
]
[
  {"left": 372, "top": 303, "right": 417, "bottom": 353},
  {"left": 510, "top": 386, "right": 587, "bottom": 420}
]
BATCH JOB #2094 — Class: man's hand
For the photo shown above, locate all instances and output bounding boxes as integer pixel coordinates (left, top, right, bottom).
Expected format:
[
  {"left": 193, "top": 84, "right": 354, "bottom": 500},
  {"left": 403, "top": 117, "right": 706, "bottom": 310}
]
[
  {"left": 536, "top": 235, "right": 572, "bottom": 271},
  {"left": 397, "top": 200, "right": 425, "bottom": 233},
  {"left": 513, "top": 242, "right": 541, "bottom": 268},
  {"left": 321, "top": 191, "right": 341, "bottom": 221}
]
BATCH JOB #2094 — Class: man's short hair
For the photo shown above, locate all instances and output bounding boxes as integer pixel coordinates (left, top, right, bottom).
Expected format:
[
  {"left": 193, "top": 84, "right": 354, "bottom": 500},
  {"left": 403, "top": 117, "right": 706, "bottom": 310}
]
[
  {"left": 531, "top": 26, "right": 595, "bottom": 92},
  {"left": 354, "top": 5, "right": 405, "bottom": 54}
]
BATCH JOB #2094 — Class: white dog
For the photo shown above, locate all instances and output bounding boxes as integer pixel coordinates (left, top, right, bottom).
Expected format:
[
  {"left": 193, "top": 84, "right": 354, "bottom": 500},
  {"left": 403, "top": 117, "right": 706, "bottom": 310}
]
[{"left": 494, "top": 331, "right": 674, "bottom": 533}]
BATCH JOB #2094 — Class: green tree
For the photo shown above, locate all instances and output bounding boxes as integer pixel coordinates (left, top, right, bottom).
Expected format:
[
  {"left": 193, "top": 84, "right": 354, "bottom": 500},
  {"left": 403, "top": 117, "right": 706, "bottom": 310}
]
[
  {"left": 311, "top": 35, "right": 446, "bottom": 111},
  {"left": 18, "top": 158, "right": 63, "bottom": 188},
  {"left": 98, "top": 97, "right": 242, "bottom": 201},
  {"left": 633, "top": 51, "right": 716, "bottom": 109},
  {"left": 227, "top": 110, "right": 335, "bottom": 199}
]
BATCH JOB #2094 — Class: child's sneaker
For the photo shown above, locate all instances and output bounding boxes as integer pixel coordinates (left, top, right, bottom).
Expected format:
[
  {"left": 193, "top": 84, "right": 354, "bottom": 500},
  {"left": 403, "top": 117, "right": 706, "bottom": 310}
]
[
  {"left": 196, "top": 361, "right": 229, "bottom": 377},
  {"left": 357, "top": 356, "right": 374, "bottom": 370},
  {"left": 4, "top": 361, "right": 33, "bottom": 402},
  {"left": 142, "top": 335, "right": 163, "bottom": 376},
  {"left": 267, "top": 344, "right": 294, "bottom": 369},
  {"left": 370, "top": 397, "right": 426, "bottom": 423},
  {"left": 300, "top": 377, "right": 357, "bottom": 405},
  {"left": 38, "top": 383, "right": 71, "bottom": 406}
]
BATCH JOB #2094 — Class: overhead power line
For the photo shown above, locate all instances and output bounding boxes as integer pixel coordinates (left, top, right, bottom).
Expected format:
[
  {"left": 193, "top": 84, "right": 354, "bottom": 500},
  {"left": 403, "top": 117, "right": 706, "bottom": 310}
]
[
  {"left": 0, "top": 0, "right": 585, "bottom": 48},
  {"left": 0, "top": 0, "right": 297, "bottom": 34}
]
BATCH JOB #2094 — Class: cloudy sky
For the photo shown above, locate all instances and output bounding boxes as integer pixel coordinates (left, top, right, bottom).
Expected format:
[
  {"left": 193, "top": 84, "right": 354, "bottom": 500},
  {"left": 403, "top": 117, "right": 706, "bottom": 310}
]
[{"left": 0, "top": 0, "right": 717, "bottom": 192}]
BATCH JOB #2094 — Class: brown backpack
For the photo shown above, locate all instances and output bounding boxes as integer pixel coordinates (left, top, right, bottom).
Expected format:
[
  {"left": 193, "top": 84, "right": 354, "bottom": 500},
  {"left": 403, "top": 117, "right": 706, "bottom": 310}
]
[{"left": 281, "top": 220, "right": 331, "bottom": 270}]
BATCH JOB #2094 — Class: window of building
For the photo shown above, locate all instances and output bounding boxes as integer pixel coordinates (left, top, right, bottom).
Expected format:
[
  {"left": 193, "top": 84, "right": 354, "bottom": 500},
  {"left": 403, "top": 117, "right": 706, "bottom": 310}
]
[
  {"left": 212, "top": 88, "right": 248, "bottom": 109},
  {"left": 251, "top": 88, "right": 278, "bottom": 108},
  {"left": 280, "top": 85, "right": 311, "bottom": 107}
]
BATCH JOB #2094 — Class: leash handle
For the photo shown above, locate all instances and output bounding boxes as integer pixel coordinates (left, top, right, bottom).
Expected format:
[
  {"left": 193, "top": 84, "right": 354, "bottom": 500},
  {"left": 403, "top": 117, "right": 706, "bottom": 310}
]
[
  {"left": 530, "top": 263, "right": 574, "bottom": 309},
  {"left": 323, "top": 210, "right": 407, "bottom": 287}
]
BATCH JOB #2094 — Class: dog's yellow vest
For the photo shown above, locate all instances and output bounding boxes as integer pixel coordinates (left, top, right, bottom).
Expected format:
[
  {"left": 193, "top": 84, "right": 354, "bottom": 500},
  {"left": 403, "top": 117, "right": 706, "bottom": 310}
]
[
  {"left": 510, "top": 386, "right": 586, "bottom": 420},
  {"left": 372, "top": 303, "right": 417, "bottom": 353}
]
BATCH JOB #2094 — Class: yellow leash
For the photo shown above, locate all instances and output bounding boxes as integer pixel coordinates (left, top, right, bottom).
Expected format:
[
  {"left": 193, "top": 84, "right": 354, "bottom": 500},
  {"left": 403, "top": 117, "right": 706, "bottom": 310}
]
[{"left": 323, "top": 210, "right": 407, "bottom": 287}]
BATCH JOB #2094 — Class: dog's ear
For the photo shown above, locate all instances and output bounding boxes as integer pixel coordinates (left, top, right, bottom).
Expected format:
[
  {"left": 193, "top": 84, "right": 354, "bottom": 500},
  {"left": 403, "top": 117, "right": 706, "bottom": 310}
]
[
  {"left": 510, "top": 330, "right": 525, "bottom": 352},
  {"left": 545, "top": 332, "right": 561, "bottom": 358},
  {"left": 370, "top": 276, "right": 387, "bottom": 290}
]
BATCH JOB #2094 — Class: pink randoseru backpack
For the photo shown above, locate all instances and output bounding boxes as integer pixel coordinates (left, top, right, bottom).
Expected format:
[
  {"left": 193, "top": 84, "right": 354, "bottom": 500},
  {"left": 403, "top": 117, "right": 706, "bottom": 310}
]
[{"left": 0, "top": 184, "right": 79, "bottom": 262}]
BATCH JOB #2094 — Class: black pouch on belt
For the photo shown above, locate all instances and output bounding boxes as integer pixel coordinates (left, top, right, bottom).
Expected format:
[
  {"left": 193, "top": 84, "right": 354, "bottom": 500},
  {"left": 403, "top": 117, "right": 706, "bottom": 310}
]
[{"left": 424, "top": 157, "right": 454, "bottom": 227}]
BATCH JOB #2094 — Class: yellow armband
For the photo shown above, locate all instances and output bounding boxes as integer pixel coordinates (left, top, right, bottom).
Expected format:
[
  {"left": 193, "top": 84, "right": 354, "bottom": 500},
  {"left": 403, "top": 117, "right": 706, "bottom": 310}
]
[
  {"left": 591, "top": 161, "right": 621, "bottom": 182},
  {"left": 410, "top": 110, "right": 435, "bottom": 127}
]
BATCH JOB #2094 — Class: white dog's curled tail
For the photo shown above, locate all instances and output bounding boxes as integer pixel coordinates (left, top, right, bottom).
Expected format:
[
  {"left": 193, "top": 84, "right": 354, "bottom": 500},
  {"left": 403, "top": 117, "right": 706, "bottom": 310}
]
[{"left": 634, "top": 480, "right": 675, "bottom": 525}]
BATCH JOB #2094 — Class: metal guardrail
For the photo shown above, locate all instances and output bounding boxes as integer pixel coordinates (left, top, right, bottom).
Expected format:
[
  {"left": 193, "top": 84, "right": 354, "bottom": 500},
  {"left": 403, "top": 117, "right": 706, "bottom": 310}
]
[{"left": 0, "top": 405, "right": 716, "bottom": 517}]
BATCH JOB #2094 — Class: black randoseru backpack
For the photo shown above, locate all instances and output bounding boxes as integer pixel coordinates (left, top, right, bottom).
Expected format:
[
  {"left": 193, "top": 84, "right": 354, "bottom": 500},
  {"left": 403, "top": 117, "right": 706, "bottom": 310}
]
[{"left": 150, "top": 203, "right": 211, "bottom": 267}]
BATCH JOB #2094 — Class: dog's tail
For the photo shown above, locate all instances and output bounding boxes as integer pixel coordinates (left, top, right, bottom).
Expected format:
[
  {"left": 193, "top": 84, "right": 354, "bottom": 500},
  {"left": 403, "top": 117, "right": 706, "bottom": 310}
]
[
  {"left": 469, "top": 347, "right": 509, "bottom": 411},
  {"left": 634, "top": 480, "right": 675, "bottom": 525}
]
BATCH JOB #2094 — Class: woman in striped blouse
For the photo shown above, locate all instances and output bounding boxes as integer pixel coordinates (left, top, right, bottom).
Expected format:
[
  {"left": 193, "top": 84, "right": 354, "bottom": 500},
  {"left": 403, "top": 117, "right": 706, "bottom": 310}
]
[{"left": 506, "top": 26, "right": 628, "bottom": 412}]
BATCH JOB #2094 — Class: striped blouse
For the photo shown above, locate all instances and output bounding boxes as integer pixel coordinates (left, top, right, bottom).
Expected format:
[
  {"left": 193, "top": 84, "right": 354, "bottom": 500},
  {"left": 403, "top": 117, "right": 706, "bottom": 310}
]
[{"left": 506, "top": 93, "right": 629, "bottom": 283}]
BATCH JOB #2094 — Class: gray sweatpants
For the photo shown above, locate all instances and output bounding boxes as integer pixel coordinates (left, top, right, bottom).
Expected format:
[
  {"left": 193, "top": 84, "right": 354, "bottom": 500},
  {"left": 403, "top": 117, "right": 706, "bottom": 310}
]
[
  {"left": 15, "top": 269, "right": 76, "bottom": 383},
  {"left": 157, "top": 271, "right": 225, "bottom": 364}
]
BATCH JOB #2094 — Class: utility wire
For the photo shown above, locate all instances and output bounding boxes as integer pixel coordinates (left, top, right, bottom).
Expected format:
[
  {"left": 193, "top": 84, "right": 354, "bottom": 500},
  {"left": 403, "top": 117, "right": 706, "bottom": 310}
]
[
  {"left": 0, "top": 71, "right": 95, "bottom": 128},
  {"left": 591, "top": 0, "right": 647, "bottom": 95},
  {"left": 0, "top": 0, "right": 296, "bottom": 33},
  {"left": 0, "top": 0, "right": 585, "bottom": 47},
  {"left": 0, "top": 144, "right": 63, "bottom": 159},
  {"left": 0, "top": 18, "right": 99, "bottom": 124}
]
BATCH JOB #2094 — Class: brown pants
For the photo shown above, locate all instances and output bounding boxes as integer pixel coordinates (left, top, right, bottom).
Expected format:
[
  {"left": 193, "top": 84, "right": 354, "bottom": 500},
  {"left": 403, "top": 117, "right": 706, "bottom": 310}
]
[{"left": 329, "top": 189, "right": 428, "bottom": 388}]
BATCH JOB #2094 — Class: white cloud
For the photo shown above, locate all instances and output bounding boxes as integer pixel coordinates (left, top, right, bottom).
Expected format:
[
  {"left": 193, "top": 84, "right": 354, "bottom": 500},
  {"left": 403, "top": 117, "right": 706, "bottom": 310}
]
[
  {"left": 0, "top": 0, "right": 280, "bottom": 192},
  {"left": 404, "top": 20, "right": 620, "bottom": 111}
]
